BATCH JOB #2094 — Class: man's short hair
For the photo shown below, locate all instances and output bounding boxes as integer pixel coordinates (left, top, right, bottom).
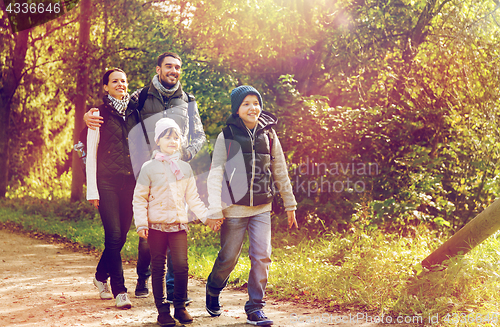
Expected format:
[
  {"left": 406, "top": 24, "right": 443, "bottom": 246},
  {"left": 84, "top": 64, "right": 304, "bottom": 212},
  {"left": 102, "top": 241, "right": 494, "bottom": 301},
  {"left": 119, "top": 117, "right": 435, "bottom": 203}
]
[{"left": 157, "top": 52, "right": 182, "bottom": 67}]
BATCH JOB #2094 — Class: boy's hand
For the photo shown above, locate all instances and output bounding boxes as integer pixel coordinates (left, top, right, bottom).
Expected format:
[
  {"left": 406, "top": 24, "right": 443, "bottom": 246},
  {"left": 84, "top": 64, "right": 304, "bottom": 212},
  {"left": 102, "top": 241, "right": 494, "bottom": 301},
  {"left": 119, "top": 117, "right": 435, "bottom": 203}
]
[
  {"left": 84, "top": 108, "right": 103, "bottom": 130},
  {"left": 138, "top": 229, "right": 148, "bottom": 239},
  {"left": 206, "top": 218, "right": 224, "bottom": 232},
  {"left": 287, "top": 210, "right": 298, "bottom": 230}
]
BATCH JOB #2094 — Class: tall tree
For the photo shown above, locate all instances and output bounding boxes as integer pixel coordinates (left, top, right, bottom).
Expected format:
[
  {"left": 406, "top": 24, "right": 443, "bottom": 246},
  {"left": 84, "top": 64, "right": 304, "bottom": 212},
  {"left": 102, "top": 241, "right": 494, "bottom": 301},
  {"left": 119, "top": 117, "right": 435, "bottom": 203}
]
[
  {"left": 70, "top": 0, "right": 92, "bottom": 202},
  {"left": 0, "top": 8, "right": 29, "bottom": 197}
]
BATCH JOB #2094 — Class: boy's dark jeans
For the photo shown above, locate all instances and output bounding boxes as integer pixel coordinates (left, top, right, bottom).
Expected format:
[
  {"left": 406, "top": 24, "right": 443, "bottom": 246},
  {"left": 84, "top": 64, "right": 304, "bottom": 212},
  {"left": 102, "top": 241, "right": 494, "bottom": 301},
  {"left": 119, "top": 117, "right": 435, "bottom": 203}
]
[
  {"left": 148, "top": 229, "right": 189, "bottom": 313},
  {"left": 95, "top": 175, "right": 135, "bottom": 297}
]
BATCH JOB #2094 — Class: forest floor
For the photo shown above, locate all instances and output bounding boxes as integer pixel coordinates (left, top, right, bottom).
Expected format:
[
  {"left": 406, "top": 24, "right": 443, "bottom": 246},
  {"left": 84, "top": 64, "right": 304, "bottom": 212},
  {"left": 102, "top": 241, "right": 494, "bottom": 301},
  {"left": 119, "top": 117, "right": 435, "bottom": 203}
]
[{"left": 0, "top": 223, "right": 420, "bottom": 327}]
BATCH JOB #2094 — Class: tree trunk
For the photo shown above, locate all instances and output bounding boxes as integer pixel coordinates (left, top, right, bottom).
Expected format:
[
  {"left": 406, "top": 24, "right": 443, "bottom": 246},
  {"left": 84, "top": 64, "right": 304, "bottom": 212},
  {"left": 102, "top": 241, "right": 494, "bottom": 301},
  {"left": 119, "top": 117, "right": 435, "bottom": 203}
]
[
  {"left": 0, "top": 29, "right": 29, "bottom": 198},
  {"left": 422, "top": 198, "right": 500, "bottom": 270},
  {"left": 70, "top": 0, "right": 92, "bottom": 202}
]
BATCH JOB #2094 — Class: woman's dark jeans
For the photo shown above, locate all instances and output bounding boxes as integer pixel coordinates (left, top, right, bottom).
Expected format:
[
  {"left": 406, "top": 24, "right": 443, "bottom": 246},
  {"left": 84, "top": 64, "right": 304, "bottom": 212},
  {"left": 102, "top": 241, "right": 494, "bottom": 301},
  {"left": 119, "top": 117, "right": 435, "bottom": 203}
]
[
  {"left": 148, "top": 229, "right": 188, "bottom": 313},
  {"left": 95, "top": 174, "right": 135, "bottom": 297}
]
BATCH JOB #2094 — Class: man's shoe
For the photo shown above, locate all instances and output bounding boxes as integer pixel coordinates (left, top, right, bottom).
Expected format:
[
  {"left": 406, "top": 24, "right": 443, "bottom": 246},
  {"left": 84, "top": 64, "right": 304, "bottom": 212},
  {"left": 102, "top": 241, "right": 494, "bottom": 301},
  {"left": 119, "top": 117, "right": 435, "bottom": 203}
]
[
  {"left": 174, "top": 308, "right": 194, "bottom": 324},
  {"left": 115, "top": 293, "right": 132, "bottom": 309},
  {"left": 157, "top": 312, "right": 176, "bottom": 327},
  {"left": 166, "top": 292, "right": 193, "bottom": 306},
  {"left": 205, "top": 287, "right": 222, "bottom": 317},
  {"left": 135, "top": 279, "right": 149, "bottom": 298},
  {"left": 93, "top": 277, "right": 113, "bottom": 300},
  {"left": 246, "top": 310, "right": 273, "bottom": 326}
]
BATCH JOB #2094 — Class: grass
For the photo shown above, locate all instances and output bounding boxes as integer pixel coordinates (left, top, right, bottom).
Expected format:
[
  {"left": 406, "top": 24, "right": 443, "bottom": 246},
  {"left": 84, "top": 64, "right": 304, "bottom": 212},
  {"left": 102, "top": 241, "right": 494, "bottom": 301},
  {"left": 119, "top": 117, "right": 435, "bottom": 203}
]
[{"left": 2, "top": 196, "right": 500, "bottom": 326}]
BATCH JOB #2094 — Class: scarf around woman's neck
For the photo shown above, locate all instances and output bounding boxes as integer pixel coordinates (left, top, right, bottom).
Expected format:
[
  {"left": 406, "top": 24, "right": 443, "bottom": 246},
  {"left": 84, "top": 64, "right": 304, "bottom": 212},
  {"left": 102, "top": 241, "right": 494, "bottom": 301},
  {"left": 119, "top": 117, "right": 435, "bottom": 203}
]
[
  {"left": 154, "top": 151, "right": 184, "bottom": 180},
  {"left": 152, "top": 74, "right": 180, "bottom": 99},
  {"left": 107, "top": 93, "right": 130, "bottom": 116}
]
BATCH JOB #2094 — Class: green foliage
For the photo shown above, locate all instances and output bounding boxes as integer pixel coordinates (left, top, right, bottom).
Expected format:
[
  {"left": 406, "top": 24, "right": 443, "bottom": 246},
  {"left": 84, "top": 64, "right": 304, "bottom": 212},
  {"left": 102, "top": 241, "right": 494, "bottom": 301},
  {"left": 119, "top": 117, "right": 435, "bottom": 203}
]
[{"left": 3, "top": 0, "right": 500, "bottom": 230}]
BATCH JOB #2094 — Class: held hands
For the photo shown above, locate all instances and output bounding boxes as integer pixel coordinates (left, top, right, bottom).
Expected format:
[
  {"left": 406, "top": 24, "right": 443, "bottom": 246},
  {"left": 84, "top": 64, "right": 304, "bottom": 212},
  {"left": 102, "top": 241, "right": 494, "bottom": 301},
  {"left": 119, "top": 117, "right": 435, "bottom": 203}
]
[
  {"left": 138, "top": 229, "right": 149, "bottom": 239},
  {"left": 84, "top": 108, "right": 103, "bottom": 130},
  {"left": 206, "top": 218, "right": 224, "bottom": 232},
  {"left": 287, "top": 210, "right": 298, "bottom": 230}
]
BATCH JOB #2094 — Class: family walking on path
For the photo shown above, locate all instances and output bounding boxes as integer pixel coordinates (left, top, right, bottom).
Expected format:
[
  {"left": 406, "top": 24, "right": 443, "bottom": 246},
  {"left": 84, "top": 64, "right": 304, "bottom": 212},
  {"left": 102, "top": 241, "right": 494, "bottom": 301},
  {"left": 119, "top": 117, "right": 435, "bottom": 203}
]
[{"left": 83, "top": 51, "right": 298, "bottom": 327}]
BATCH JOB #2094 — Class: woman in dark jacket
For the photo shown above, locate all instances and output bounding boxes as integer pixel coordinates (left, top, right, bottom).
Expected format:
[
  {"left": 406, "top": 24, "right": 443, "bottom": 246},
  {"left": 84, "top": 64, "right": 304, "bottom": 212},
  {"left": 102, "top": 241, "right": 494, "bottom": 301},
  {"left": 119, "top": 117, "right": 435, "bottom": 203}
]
[{"left": 86, "top": 68, "right": 138, "bottom": 309}]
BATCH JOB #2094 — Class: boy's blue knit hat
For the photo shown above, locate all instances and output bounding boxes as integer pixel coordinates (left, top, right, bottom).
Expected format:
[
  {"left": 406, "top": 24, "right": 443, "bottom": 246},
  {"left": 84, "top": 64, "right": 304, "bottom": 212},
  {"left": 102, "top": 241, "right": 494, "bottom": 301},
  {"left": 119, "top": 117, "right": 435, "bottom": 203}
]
[{"left": 231, "top": 85, "right": 263, "bottom": 116}]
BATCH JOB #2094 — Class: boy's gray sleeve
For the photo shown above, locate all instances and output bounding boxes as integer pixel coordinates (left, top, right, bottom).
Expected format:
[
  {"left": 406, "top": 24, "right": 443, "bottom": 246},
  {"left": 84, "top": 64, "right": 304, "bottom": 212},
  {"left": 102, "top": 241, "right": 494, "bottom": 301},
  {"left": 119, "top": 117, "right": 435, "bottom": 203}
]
[
  {"left": 270, "top": 130, "right": 297, "bottom": 211},
  {"left": 207, "top": 132, "right": 227, "bottom": 219}
]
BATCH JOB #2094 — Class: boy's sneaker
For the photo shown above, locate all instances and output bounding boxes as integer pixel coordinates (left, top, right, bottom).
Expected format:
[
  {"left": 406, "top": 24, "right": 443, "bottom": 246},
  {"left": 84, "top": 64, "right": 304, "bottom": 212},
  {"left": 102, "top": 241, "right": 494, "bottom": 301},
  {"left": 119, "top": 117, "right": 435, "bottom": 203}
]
[
  {"left": 166, "top": 292, "right": 193, "bottom": 306},
  {"left": 246, "top": 310, "right": 273, "bottom": 326},
  {"left": 115, "top": 293, "right": 132, "bottom": 309},
  {"left": 93, "top": 277, "right": 113, "bottom": 300},
  {"left": 134, "top": 279, "right": 149, "bottom": 298},
  {"left": 157, "top": 312, "right": 176, "bottom": 327},
  {"left": 205, "top": 287, "right": 222, "bottom": 317}
]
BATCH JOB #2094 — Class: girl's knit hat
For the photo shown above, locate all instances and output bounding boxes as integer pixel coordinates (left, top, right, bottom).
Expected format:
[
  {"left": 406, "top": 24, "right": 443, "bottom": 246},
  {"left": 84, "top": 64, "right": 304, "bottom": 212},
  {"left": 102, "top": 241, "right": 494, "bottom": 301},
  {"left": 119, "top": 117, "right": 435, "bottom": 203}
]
[
  {"left": 154, "top": 118, "right": 181, "bottom": 143},
  {"left": 230, "top": 85, "right": 263, "bottom": 116}
]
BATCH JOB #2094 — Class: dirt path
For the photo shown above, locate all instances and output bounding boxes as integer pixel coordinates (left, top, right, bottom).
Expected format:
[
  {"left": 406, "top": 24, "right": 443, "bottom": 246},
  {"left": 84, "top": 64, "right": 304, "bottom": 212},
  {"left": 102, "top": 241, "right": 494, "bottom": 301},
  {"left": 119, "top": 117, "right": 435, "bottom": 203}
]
[{"left": 0, "top": 225, "right": 419, "bottom": 327}]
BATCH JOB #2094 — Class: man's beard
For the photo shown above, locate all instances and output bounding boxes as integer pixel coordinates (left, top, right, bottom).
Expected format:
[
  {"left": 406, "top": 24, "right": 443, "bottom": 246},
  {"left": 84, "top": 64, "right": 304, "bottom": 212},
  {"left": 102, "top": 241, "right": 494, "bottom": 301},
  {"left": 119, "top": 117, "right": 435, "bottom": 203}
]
[{"left": 161, "top": 75, "right": 177, "bottom": 88}]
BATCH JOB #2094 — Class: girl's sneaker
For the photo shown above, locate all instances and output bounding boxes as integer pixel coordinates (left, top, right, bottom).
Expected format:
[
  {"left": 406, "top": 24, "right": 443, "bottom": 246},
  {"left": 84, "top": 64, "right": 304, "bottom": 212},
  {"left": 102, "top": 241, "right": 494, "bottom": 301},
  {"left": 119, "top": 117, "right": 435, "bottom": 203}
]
[
  {"left": 93, "top": 277, "right": 113, "bottom": 300},
  {"left": 115, "top": 293, "right": 132, "bottom": 309},
  {"left": 246, "top": 310, "right": 273, "bottom": 326}
]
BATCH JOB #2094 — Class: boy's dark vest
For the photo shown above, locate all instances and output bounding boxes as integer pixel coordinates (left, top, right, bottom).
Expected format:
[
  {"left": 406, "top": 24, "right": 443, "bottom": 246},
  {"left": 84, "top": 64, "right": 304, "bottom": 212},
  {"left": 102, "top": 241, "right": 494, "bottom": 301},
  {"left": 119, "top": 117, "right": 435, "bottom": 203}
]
[
  {"left": 96, "top": 98, "right": 138, "bottom": 179},
  {"left": 222, "top": 121, "right": 275, "bottom": 207}
]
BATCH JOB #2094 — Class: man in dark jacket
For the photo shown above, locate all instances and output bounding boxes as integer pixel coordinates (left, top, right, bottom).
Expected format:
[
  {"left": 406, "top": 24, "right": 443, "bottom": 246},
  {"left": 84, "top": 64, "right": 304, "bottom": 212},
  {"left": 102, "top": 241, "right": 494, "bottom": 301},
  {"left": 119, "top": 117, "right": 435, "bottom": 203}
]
[{"left": 84, "top": 52, "right": 206, "bottom": 302}]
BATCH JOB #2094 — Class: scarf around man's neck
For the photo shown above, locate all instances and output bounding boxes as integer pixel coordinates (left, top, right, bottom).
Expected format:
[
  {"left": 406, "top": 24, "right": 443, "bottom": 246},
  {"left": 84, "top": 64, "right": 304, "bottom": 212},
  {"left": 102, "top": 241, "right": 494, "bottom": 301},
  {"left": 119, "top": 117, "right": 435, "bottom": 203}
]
[
  {"left": 152, "top": 74, "right": 180, "bottom": 99},
  {"left": 154, "top": 151, "right": 184, "bottom": 180},
  {"left": 107, "top": 93, "right": 130, "bottom": 116}
]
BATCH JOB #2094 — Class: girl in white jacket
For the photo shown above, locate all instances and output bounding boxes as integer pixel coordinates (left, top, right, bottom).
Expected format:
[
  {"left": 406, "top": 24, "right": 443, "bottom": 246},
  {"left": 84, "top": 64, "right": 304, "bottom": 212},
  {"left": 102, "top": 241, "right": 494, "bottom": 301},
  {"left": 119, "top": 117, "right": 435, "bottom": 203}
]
[{"left": 133, "top": 118, "right": 221, "bottom": 326}]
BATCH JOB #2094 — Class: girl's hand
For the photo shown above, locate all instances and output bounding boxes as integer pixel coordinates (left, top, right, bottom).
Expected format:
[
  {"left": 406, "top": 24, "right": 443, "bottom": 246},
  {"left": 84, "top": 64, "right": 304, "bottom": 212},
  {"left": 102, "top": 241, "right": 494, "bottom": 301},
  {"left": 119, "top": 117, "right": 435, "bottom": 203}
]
[
  {"left": 89, "top": 199, "right": 99, "bottom": 208},
  {"left": 138, "top": 229, "right": 148, "bottom": 239},
  {"left": 287, "top": 210, "right": 298, "bottom": 230},
  {"left": 206, "top": 218, "right": 224, "bottom": 232}
]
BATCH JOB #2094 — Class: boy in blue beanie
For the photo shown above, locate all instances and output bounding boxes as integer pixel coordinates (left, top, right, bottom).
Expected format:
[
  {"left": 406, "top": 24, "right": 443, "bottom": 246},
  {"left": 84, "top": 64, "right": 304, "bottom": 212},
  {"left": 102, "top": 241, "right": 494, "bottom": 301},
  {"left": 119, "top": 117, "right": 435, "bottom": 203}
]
[{"left": 205, "top": 85, "right": 298, "bottom": 326}]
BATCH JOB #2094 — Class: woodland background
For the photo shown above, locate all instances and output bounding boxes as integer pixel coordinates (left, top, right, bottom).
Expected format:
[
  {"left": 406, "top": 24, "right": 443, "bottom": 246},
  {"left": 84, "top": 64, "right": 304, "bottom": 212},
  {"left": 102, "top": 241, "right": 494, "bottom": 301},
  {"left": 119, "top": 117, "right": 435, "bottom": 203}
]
[{"left": 2, "top": 0, "right": 500, "bottom": 233}]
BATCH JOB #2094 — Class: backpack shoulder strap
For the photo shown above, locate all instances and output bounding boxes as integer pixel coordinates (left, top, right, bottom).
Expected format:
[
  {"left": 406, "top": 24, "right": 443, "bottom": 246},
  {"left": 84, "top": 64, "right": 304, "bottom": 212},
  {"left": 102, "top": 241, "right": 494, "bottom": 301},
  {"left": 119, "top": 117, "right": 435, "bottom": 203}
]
[
  {"left": 137, "top": 86, "right": 149, "bottom": 112},
  {"left": 268, "top": 127, "right": 274, "bottom": 153},
  {"left": 134, "top": 87, "right": 152, "bottom": 149},
  {"left": 264, "top": 127, "right": 274, "bottom": 160},
  {"left": 186, "top": 92, "right": 195, "bottom": 103},
  {"left": 186, "top": 92, "right": 195, "bottom": 118}
]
